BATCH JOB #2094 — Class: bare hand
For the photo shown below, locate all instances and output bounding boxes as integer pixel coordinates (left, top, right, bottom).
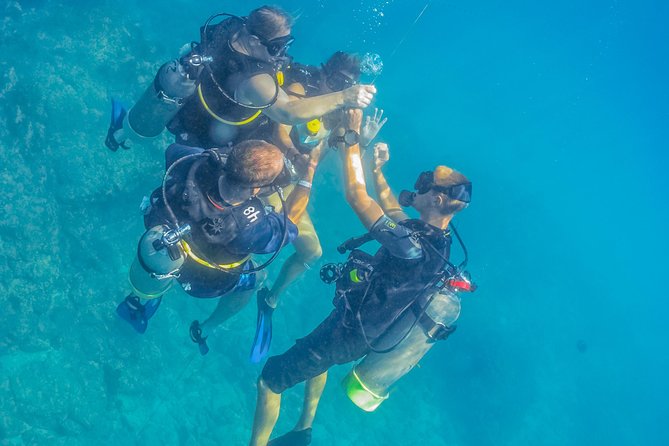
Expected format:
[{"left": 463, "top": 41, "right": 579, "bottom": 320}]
[
  {"left": 360, "top": 108, "right": 388, "bottom": 147},
  {"left": 373, "top": 142, "right": 390, "bottom": 170},
  {"left": 290, "top": 152, "right": 311, "bottom": 175},
  {"left": 308, "top": 141, "right": 329, "bottom": 167},
  {"left": 343, "top": 85, "right": 377, "bottom": 108},
  {"left": 346, "top": 108, "right": 364, "bottom": 130}
]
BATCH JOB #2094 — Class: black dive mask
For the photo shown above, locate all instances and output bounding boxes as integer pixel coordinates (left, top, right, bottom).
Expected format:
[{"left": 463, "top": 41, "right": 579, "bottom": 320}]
[
  {"left": 325, "top": 70, "right": 358, "bottom": 92},
  {"left": 415, "top": 171, "right": 472, "bottom": 203},
  {"left": 259, "top": 34, "right": 294, "bottom": 57}
]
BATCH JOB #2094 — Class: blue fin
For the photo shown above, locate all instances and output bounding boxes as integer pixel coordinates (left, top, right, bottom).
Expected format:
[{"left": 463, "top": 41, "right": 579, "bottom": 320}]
[
  {"left": 250, "top": 288, "right": 275, "bottom": 364},
  {"left": 268, "top": 428, "right": 312, "bottom": 446},
  {"left": 105, "top": 98, "right": 129, "bottom": 151},
  {"left": 143, "top": 297, "right": 162, "bottom": 320},
  {"left": 190, "top": 320, "right": 210, "bottom": 356},
  {"left": 116, "top": 295, "right": 148, "bottom": 334}
]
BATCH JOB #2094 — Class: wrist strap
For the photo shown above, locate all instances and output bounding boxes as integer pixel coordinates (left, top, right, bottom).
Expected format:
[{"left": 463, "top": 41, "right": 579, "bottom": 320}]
[{"left": 297, "top": 180, "right": 312, "bottom": 189}]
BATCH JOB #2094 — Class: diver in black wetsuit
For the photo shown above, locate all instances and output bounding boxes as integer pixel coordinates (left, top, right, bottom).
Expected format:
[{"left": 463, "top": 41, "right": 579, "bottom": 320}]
[
  {"left": 248, "top": 109, "right": 474, "bottom": 446},
  {"left": 105, "top": 6, "right": 378, "bottom": 151},
  {"left": 115, "top": 139, "right": 325, "bottom": 356}
]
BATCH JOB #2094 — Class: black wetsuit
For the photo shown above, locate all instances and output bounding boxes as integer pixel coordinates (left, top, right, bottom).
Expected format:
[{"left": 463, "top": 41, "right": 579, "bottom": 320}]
[
  {"left": 262, "top": 216, "right": 452, "bottom": 393},
  {"left": 145, "top": 144, "right": 298, "bottom": 298}
]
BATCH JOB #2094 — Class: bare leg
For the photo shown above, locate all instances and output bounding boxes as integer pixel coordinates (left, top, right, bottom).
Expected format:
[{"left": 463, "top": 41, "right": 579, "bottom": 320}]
[
  {"left": 250, "top": 378, "right": 282, "bottom": 446},
  {"left": 265, "top": 212, "right": 322, "bottom": 308},
  {"left": 199, "top": 288, "right": 252, "bottom": 335},
  {"left": 199, "top": 269, "right": 266, "bottom": 335},
  {"left": 294, "top": 372, "right": 327, "bottom": 431}
]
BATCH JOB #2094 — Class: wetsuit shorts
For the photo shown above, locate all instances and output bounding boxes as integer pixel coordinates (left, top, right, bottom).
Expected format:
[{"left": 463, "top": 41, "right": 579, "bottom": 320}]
[{"left": 261, "top": 309, "right": 369, "bottom": 394}]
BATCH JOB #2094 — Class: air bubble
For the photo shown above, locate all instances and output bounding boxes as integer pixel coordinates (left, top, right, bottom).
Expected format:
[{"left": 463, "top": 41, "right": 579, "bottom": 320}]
[{"left": 361, "top": 52, "right": 384, "bottom": 77}]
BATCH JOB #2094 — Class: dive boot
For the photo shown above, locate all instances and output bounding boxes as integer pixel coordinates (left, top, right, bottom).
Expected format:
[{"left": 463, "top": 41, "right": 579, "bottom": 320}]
[
  {"left": 116, "top": 294, "right": 161, "bottom": 334},
  {"left": 190, "top": 320, "right": 210, "bottom": 356},
  {"left": 268, "top": 428, "right": 312, "bottom": 446}
]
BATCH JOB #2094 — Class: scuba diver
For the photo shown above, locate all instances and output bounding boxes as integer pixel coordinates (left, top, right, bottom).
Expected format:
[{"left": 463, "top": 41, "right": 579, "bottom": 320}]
[
  {"left": 249, "top": 52, "right": 388, "bottom": 364},
  {"left": 115, "top": 139, "right": 325, "bottom": 356},
  {"left": 105, "top": 6, "right": 377, "bottom": 151},
  {"left": 248, "top": 109, "right": 474, "bottom": 446},
  {"left": 274, "top": 51, "right": 387, "bottom": 165}
]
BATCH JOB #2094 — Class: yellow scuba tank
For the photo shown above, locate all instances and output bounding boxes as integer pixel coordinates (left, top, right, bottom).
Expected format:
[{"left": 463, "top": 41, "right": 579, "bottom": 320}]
[
  {"left": 128, "top": 225, "right": 189, "bottom": 299},
  {"left": 342, "top": 289, "right": 462, "bottom": 412},
  {"left": 305, "top": 118, "right": 321, "bottom": 136},
  {"left": 290, "top": 118, "right": 328, "bottom": 153}
]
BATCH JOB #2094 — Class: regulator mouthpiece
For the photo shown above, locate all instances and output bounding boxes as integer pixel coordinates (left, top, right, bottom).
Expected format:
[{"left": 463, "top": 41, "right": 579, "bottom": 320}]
[{"left": 398, "top": 190, "right": 415, "bottom": 207}]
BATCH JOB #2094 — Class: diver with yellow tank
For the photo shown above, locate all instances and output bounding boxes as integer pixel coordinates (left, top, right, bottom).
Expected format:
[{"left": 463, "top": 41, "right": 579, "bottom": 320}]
[
  {"left": 116, "top": 139, "right": 326, "bottom": 356},
  {"left": 248, "top": 109, "right": 475, "bottom": 446},
  {"left": 105, "top": 6, "right": 378, "bottom": 152},
  {"left": 248, "top": 52, "right": 389, "bottom": 363}
]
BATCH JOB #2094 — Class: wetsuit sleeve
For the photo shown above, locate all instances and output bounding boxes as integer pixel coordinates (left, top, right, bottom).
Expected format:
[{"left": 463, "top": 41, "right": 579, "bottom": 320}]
[
  {"left": 253, "top": 211, "right": 299, "bottom": 254},
  {"left": 369, "top": 215, "right": 423, "bottom": 260},
  {"left": 165, "top": 143, "right": 204, "bottom": 169}
]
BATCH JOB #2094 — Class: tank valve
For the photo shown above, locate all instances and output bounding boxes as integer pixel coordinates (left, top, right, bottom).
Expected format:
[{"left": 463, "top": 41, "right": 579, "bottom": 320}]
[
  {"left": 184, "top": 54, "right": 213, "bottom": 67},
  {"left": 152, "top": 224, "right": 191, "bottom": 260}
]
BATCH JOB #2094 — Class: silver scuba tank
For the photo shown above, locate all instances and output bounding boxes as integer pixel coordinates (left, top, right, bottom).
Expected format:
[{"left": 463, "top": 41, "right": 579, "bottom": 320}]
[
  {"left": 124, "top": 60, "right": 197, "bottom": 141},
  {"left": 128, "top": 225, "right": 189, "bottom": 299},
  {"left": 342, "top": 289, "right": 462, "bottom": 412}
]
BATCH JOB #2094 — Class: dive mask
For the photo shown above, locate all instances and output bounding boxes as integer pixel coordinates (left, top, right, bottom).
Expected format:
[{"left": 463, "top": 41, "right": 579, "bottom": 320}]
[
  {"left": 325, "top": 70, "right": 358, "bottom": 92},
  {"left": 415, "top": 171, "right": 472, "bottom": 203},
  {"left": 260, "top": 34, "right": 295, "bottom": 57}
]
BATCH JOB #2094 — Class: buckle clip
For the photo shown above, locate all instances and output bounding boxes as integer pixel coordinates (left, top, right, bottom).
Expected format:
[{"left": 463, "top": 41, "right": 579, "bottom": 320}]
[{"left": 426, "top": 323, "right": 456, "bottom": 343}]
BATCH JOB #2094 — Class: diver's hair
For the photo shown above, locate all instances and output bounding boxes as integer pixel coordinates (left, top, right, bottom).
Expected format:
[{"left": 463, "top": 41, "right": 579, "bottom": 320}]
[
  {"left": 323, "top": 51, "right": 361, "bottom": 79},
  {"left": 226, "top": 140, "right": 284, "bottom": 186},
  {"left": 247, "top": 5, "right": 294, "bottom": 41}
]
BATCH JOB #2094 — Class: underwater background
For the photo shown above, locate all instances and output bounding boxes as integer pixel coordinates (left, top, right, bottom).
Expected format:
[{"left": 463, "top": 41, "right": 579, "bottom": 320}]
[{"left": 1, "top": 0, "right": 667, "bottom": 444}]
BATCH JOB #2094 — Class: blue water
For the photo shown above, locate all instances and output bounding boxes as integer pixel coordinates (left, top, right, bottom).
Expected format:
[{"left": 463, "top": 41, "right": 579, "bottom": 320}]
[{"left": 1, "top": 0, "right": 667, "bottom": 445}]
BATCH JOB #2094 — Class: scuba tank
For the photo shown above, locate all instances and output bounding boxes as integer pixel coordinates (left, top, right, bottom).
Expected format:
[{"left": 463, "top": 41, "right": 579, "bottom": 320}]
[
  {"left": 128, "top": 224, "right": 190, "bottom": 299},
  {"left": 342, "top": 288, "right": 462, "bottom": 412},
  {"left": 124, "top": 59, "right": 199, "bottom": 141},
  {"left": 289, "top": 118, "right": 329, "bottom": 154}
]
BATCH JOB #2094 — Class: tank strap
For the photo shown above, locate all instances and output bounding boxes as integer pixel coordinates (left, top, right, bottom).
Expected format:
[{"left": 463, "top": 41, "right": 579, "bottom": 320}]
[
  {"left": 411, "top": 302, "right": 457, "bottom": 342},
  {"left": 197, "top": 84, "right": 262, "bottom": 126},
  {"left": 180, "top": 240, "right": 250, "bottom": 270},
  {"left": 128, "top": 277, "right": 171, "bottom": 300}
]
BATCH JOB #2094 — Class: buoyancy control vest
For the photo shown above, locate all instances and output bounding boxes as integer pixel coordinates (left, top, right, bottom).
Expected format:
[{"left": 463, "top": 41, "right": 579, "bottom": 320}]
[
  {"left": 328, "top": 219, "right": 455, "bottom": 341},
  {"left": 283, "top": 63, "right": 325, "bottom": 97},
  {"left": 145, "top": 150, "right": 274, "bottom": 270},
  {"left": 168, "top": 16, "right": 286, "bottom": 147}
]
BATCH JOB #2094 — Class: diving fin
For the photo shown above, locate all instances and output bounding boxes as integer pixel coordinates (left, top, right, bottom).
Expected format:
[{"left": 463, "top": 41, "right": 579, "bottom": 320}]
[
  {"left": 190, "top": 320, "right": 210, "bottom": 356},
  {"left": 250, "top": 287, "right": 275, "bottom": 364},
  {"left": 116, "top": 294, "right": 153, "bottom": 334},
  {"left": 143, "top": 297, "right": 162, "bottom": 319},
  {"left": 268, "top": 428, "right": 312, "bottom": 446},
  {"left": 105, "top": 98, "right": 130, "bottom": 151}
]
